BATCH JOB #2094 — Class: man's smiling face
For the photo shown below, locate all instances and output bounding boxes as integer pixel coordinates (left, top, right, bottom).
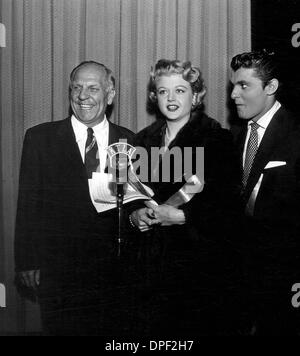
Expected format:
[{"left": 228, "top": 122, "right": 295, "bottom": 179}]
[{"left": 70, "top": 64, "right": 115, "bottom": 127}]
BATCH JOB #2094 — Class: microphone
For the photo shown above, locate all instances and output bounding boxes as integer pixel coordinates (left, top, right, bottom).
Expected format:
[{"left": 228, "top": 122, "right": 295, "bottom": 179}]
[{"left": 106, "top": 141, "right": 136, "bottom": 256}]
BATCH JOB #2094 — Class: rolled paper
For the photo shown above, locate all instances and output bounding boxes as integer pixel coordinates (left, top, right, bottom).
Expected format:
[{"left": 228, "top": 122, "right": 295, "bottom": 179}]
[{"left": 164, "top": 175, "right": 204, "bottom": 207}]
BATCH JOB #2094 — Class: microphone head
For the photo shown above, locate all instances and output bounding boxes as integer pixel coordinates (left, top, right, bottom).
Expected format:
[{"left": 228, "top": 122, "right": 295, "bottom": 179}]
[
  {"left": 106, "top": 140, "right": 136, "bottom": 183},
  {"left": 115, "top": 152, "right": 128, "bottom": 184}
]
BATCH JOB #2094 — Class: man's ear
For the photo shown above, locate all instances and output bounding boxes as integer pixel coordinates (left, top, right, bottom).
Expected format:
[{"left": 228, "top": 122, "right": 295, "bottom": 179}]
[
  {"left": 107, "top": 88, "right": 116, "bottom": 105},
  {"left": 266, "top": 78, "right": 279, "bottom": 95}
]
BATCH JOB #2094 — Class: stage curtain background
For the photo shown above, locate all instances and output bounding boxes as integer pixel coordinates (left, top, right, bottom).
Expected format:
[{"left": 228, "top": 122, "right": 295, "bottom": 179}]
[{"left": 0, "top": 0, "right": 250, "bottom": 334}]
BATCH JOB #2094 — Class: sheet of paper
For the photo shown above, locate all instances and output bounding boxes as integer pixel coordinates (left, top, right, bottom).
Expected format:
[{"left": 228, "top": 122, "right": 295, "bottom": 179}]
[{"left": 88, "top": 172, "right": 156, "bottom": 212}]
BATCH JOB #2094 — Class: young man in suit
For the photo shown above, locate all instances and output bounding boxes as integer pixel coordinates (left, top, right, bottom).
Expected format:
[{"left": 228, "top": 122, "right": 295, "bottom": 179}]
[
  {"left": 15, "top": 61, "right": 135, "bottom": 335},
  {"left": 230, "top": 49, "right": 300, "bottom": 334}
]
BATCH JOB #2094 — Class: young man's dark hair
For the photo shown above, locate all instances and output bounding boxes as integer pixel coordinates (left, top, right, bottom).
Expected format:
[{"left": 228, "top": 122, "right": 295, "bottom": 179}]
[{"left": 231, "top": 49, "right": 281, "bottom": 90}]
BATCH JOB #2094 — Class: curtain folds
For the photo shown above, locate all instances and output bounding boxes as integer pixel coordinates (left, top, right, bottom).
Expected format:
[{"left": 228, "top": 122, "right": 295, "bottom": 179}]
[{"left": 0, "top": 0, "right": 250, "bottom": 333}]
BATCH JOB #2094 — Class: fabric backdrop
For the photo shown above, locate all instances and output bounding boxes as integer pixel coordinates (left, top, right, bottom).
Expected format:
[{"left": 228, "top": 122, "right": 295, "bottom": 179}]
[{"left": 0, "top": 0, "right": 250, "bottom": 334}]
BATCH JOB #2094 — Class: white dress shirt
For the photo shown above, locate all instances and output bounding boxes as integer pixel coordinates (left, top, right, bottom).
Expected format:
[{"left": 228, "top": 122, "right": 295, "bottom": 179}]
[
  {"left": 243, "top": 101, "right": 281, "bottom": 216},
  {"left": 71, "top": 115, "right": 109, "bottom": 172},
  {"left": 71, "top": 115, "right": 109, "bottom": 211}
]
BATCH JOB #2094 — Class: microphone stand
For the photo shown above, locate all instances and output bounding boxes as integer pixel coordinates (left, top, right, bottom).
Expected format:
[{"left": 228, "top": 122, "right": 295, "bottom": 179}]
[
  {"left": 107, "top": 142, "right": 136, "bottom": 258},
  {"left": 116, "top": 180, "right": 124, "bottom": 258},
  {"left": 115, "top": 154, "right": 127, "bottom": 258}
]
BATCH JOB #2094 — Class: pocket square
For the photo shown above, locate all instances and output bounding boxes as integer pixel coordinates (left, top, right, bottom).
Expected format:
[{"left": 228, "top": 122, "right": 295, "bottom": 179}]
[{"left": 264, "top": 161, "right": 286, "bottom": 169}]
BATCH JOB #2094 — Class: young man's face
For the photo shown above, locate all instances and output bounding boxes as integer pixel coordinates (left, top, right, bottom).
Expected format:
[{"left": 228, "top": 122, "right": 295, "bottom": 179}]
[{"left": 230, "top": 67, "right": 275, "bottom": 122}]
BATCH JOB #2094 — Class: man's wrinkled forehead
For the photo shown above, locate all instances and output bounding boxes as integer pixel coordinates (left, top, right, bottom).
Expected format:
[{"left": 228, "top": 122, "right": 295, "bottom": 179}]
[{"left": 71, "top": 63, "right": 107, "bottom": 84}]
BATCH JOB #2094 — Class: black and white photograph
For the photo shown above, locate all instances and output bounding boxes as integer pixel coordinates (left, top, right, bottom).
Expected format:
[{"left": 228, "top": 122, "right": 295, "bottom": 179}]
[{"left": 1, "top": 0, "right": 300, "bottom": 341}]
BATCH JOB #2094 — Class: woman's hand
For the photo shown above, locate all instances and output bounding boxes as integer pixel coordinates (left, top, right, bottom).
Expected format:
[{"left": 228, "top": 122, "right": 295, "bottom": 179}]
[
  {"left": 130, "top": 207, "right": 159, "bottom": 232},
  {"left": 150, "top": 204, "right": 186, "bottom": 226}
]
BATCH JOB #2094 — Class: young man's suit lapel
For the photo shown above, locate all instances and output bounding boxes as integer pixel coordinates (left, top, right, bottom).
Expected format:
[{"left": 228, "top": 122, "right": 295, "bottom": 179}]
[{"left": 240, "top": 107, "right": 290, "bottom": 204}]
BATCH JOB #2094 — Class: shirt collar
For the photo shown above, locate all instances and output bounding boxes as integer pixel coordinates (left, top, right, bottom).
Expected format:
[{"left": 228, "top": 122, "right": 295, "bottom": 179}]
[
  {"left": 71, "top": 115, "right": 109, "bottom": 142},
  {"left": 248, "top": 100, "right": 281, "bottom": 130}
]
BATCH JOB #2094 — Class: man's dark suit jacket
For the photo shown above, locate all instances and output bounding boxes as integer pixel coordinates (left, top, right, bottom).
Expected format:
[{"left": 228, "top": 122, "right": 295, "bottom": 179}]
[
  {"left": 232, "top": 106, "right": 300, "bottom": 332},
  {"left": 14, "top": 117, "right": 135, "bottom": 334},
  {"left": 235, "top": 106, "right": 300, "bottom": 226}
]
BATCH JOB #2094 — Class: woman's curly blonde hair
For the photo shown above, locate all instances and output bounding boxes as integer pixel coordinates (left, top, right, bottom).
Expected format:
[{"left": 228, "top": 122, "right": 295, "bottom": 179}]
[{"left": 148, "top": 59, "right": 206, "bottom": 110}]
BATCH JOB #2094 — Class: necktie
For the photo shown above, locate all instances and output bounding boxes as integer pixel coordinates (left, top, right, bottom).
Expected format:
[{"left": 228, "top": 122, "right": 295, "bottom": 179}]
[
  {"left": 85, "top": 127, "right": 99, "bottom": 178},
  {"left": 242, "top": 122, "right": 260, "bottom": 188}
]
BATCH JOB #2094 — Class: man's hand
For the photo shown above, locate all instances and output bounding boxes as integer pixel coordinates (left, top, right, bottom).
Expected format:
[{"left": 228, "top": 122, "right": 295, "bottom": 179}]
[
  {"left": 130, "top": 207, "right": 160, "bottom": 232},
  {"left": 18, "top": 270, "right": 40, "bottom": 290}
]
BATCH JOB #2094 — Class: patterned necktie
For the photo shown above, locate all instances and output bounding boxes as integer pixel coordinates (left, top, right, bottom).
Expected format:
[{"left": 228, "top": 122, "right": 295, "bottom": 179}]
[
  {"left": 85, "top": 127, "right": 99, "bottom": 178},
  {"left": 242, "top": 122, "right": 260, "bottom": 188}
]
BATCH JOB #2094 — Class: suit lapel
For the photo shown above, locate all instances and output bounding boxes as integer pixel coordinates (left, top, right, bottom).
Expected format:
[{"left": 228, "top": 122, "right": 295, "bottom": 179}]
[
  {"left": 57, "top": 118, "right": 88, "bottom": 180},
  {"left": 108, "top": 122, "right": 120, "bottom": 146},
  {"left": 106, "top": 121, "right": 130, "bottom": 173},
  {"left": 235, "top": 124, "right": 248, "bottom": 173},
  {"left": 243, "top": 107, "right": 288, "bottom": 201}
]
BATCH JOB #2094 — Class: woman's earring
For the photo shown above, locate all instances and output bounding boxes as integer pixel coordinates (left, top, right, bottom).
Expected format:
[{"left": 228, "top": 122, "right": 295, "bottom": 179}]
[{"left": 192, "top": 94, "right": 198, "bottom": 108}]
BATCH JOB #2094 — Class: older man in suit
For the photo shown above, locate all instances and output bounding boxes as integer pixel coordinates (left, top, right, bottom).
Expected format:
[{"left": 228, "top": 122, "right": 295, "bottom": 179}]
[
  {"left": 15, "top": 61, "right": 135, "bottom": 335},
  {"left": 230, "top": 49, "right": 300, "bottom": 335}
]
